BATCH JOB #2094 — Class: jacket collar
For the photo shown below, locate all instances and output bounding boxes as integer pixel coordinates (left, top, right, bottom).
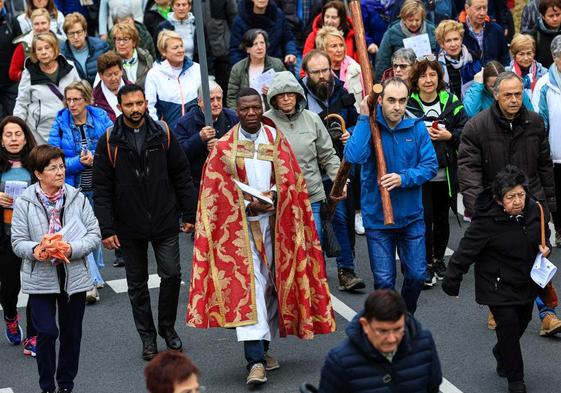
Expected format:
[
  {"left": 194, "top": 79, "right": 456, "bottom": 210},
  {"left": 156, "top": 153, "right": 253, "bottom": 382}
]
[
  {"left": 154, "top": 56, "right": 194, "bottom": 78},
  {"left": 25, "top": 55, "right": 74, "bottom": 85},
  {"left": 20, "top": 183, "right": 80, "bottom": 209},
  {"left": 490, "top": 101, "right": 525, "bottom": 131},
  {"left": 376, "top": 105, "right": 420, "bottom": 132},
  {"left": 109, "top": 114, "right": 166, "bottom": 148}
]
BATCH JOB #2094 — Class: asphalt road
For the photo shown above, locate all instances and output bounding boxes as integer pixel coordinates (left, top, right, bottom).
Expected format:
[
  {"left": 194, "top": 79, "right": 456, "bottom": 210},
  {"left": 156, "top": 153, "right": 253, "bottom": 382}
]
[{"left": 1, "top": 211, "right": 561, "bottom": 393}]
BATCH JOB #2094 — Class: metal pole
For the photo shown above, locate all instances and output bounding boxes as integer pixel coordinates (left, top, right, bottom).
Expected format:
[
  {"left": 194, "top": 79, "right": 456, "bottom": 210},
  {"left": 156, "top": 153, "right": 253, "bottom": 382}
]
[{"left": 192, "top": 0, "right": 212, "bottom": 126}]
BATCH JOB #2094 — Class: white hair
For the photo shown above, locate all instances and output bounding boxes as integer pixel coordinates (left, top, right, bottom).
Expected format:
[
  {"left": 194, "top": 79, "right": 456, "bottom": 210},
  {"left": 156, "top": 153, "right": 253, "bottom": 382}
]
[{"left": 197, "top": 78, "right": 222, "bottom": 99}]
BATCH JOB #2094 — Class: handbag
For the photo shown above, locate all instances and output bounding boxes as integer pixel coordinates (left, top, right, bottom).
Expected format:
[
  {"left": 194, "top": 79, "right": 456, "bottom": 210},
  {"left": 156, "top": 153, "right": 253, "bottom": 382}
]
[{"left": 536, "top": 202, "right": 559, "bottom": 308}]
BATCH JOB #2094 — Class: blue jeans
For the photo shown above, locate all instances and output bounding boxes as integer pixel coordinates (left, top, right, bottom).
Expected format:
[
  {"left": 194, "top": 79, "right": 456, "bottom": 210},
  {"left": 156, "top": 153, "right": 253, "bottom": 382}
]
[
  {"left": 311, "top": 200, "right": 355, "bottom": 270},
  {"left": 365, "top": 219, "right": 427, "bottom": 314},
  {"left": 82, "top": 191, "right": 104, "bottom": 285},
  {"left": 536, "top": 296, "right": 556, "bottom": 320},
  {"left": 244, "top": 340, "right": 270, "bottom": 370}
]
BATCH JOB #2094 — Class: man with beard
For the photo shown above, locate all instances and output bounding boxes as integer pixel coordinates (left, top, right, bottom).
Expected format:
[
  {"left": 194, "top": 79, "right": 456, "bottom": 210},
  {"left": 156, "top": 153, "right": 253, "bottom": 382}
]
[{"left": 93, "top": 84, "right": 197, "bottom": 360}]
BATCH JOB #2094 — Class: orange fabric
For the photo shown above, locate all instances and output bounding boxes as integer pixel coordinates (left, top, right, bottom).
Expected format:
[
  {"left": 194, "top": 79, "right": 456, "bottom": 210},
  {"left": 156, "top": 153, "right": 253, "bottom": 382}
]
[
  {"left": 187, "top": 119, "right": 336, "bottom": 339},
  {"left": 35, "top": 233, "right": 70, "bottom": 263},
  {"left": 457, "top": 11, "right": 491, "bottom": 24}
]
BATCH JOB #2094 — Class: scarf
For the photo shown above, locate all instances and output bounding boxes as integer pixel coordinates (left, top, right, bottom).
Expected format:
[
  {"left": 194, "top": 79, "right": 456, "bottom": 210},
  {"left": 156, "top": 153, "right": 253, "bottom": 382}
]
[
  {"left": 36, "top": 183, "right": 65, "bottom": 235},
  {"left": 399, "top": 19, "right": 426, "bottom": 38},
  {"left": 438, "top": 45, "right": 473, "bottom": 84},
  {"left": 123, "top": 49, "right": 138, "bottom": 67},
  {"left": 512, "top": 60, "right": 538, "bottom": 92},
  {"left": 538, "top": 17, "right": 561, "bottom": 35},
  {"left": 101, "top": 80, "right": 124, "bottom": 118}
]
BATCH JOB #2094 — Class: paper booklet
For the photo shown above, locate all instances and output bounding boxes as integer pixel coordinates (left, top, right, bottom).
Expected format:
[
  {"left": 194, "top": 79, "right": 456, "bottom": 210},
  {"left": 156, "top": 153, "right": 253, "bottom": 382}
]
[
  {"left": 233, "top": 179, "right": 274, "bottom": 206},
  {"left": 531, "top": 252, "right": 557, "bottom": 288}
]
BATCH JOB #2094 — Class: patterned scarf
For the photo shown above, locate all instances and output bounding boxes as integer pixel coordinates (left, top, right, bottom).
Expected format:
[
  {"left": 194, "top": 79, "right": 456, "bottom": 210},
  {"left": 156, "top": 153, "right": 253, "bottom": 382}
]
[
  {"left": 123, "top": 49, "right": 138, "bottom": 68},
  {"left": 36, "top": 183, "right": 64, "bottom": 234},
  {"left": 512, "top": 60, "right": 538, "bottom": 93}
]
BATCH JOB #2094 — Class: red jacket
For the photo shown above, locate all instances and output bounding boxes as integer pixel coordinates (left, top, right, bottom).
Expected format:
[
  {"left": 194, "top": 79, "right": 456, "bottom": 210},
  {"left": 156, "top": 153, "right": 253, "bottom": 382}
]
[{"left": 303, "top": 13, "right": 358, "bottom": 62}]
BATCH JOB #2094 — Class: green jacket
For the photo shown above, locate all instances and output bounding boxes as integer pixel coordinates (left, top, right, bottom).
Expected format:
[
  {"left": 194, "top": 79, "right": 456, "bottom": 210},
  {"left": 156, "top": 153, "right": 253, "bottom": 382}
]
[{"left": 265, "top": 71, "right": 340, "bottom": 203}]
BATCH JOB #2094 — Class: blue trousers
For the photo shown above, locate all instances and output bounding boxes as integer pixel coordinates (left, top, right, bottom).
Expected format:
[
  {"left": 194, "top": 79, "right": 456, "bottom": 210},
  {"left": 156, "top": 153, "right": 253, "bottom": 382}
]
[
  {"left": 29, "top": 292, "right": 86, "bottom": 392},
  {"left": 365, "top": 219, "right": 427, "bottom": 314},
  {"left": 82, "top": 191, "right": 104, "bottom": 285},
  {"left": 244, "top": 340, "right": 270, "bottom": 370}
]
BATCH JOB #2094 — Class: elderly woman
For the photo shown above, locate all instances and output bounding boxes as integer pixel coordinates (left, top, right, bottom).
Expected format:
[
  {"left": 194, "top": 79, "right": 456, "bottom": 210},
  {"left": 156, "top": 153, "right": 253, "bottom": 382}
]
[
  {"left": 98, "top": 0, "right": 147, "bottom": 40},
  {"left": 303, "top": 1, "right": 357, "bottom": 61},
  {"left": 108, "top": 7, "right": 156, "bottom": 59},
  {"left": 406, "top": 57, "right": 468, "bottom": 287},
  {"left": 435, "top": 19, "right": 481, "bottom": 99},
  {"left": 61, "top": 12, "right": 110, "bottom": 85},
  {"left": 13, "top": 32, "right": 81, "bottom": 145},
  {"left": 508, "top": 34, "right": 547, "bottom": 98},
  {"left": 265, "top": 70, "right": 365, "bottom": 291},
  {"left": 11, "top": 144, "right": 101, "bottom": 393},
  {"left": 49, "top": 81, "right": 112, "bottom": 303},
  {"left": 0, "top": 117, "right": 38, "bottom": 356},
  {"left": 110, "top": 22, "right": 154, "bottom": 88},
  {"left": 375, "top": 0, "right": 437, "bottom": 81},
  {"left": 380, "top": 47, "right": 417, "bottom": 86},
  {"left": 93, "top": 51, "right": 129, "bottom": 122},
  {"left": 145, "top": 29, "right": 201, "bottom": 130},
  {"left": 17, "top": 0, "right": 65, "bottom": 38},
  {"left": 227, "top": 29, "right": 286, "bottom": 109},
  {"left": 443, "top": 166, "right": 548, "bottom": 393},
  {"left": 315, "top": 26, "right": 363, "bottom": 111}
]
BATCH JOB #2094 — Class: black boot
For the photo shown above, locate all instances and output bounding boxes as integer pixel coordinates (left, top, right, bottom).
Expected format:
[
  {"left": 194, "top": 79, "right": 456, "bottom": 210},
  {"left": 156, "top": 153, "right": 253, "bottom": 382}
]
[
  {"left": 142, "top": 338, "right": 158, "bottom": 361},
  {"left": 159, "top": 327, "right": 183, "bottom": 351},
  {"left": 508, "top": 381, "right": 526, "bottom": 393}
]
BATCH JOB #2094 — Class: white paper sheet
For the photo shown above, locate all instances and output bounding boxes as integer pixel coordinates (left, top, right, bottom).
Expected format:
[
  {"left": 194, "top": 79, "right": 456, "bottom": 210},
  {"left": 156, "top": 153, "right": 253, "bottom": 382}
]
[
  {"left": 531, "top": 252, "right": 557, "bottom": 288},
  {"left": 233, "top": 179, "right": 273, "bottom": 205},
  {"left": 59, "top": 216, "right": 87, "bottom": 242},
  {"left": 4, "top": 181, "right": 28, "bottom": 203},
  {"left": 403, "top": 33, "right": 432, "bottom": 58},
  {"left": 251, "top": 69, "right": 276, "bottom": 95}
]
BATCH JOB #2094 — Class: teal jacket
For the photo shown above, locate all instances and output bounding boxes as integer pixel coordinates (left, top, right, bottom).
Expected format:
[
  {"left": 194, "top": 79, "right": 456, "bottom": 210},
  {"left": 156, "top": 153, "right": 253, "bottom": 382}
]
[{"left": 463, "top": 81, "right": 533, "bottom": 118}]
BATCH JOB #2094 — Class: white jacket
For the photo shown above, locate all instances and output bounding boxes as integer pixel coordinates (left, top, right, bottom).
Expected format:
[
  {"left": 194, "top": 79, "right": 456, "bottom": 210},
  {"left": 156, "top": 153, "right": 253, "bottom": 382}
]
[
  {"left": 17, "top": 12, "right": 66, "bottom": 40},
  {"left": 532, "top": 66, "right": 561, "bottom": 163}
]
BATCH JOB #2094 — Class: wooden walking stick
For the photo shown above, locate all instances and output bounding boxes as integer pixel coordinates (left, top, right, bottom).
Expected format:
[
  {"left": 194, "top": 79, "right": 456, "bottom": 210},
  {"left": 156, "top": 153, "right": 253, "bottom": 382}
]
[{"left": 347, "top": 0, "right": 395, "bottom": 225}]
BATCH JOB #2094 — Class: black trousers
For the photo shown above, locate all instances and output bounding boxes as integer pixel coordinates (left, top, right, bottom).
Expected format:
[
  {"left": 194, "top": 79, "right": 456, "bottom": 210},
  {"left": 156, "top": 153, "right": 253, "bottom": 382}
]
[
  {"left": 422, "top": 181, "right": 451, "bottom": 263},
  {"left": 489, "top": 303, "right": 533, "bottom": 383},
  {"left": 0, "top": 83, "right": 17, "bottom": 119},
  {"left": 0, "top": 242, "right": 35, "bottom": 337},
  {"left": 552, "top": 164, "right": 561, "bottom": 230},
  {"left": 120, "top": 235, "right": 181, "bottom": 341},
  {"left": 29, "top": 292, "right": 86, "bottom": 392}
]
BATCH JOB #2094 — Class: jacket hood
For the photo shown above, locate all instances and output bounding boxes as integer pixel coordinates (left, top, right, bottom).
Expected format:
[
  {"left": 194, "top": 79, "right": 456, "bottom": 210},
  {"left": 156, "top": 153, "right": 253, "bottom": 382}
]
[
  {"left": 24, "top": 55, "right": 74, "bottom": 85},
  {"left": 20, "top": 183, "right": 81, "bottom": 209},
  {"left": 153, "top": 56, "right": 194, "bottom": 78},
  {"left": 266, "top": 71, "right": 306, "bottom": 113},
  {"left": 346, "top": 310, "right": 422, "bottom": 360}
]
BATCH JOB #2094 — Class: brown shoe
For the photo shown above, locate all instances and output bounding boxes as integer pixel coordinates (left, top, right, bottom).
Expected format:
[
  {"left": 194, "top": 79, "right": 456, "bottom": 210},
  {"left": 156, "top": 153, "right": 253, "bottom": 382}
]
[
  {"left": 540, "top": 313, "right": 561, "bottom": 336},
  {"left": 264, "top": 352, "right": 280, "bottom": 371},
  {"left": 246, "top": 363, "right": 267, "bottom": 385},
  {"left": 338, "top": 269, "right": 366, "bottom": 291},
  {"left": 488, "top": 311, "right": 496, "bottom": 330}
]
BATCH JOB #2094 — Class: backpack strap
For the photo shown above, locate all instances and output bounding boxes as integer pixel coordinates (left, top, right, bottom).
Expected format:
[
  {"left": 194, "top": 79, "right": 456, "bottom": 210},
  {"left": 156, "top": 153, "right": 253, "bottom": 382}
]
[
  {"left": 156, "top": 120, "right": 171, "bottom": 150},
  {"left": 105, "top": 126, "right": 118, "bottom": 168}
]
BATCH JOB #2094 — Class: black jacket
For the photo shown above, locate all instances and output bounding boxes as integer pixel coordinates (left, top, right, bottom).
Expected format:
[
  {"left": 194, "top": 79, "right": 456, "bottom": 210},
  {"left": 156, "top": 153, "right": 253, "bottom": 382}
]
[
  {"left": 458, "top": 102, "right": 555, "bottom": 216},
  {"left": 319, "top": 311, "right": 442, "bottom": 393},
  {"left": 442, "top": 189, "right": 546, "bottom": 306},
  {"left": 0, "top": 11, "right": 21, "bottom": 86},
  {"left": 93, "top": 115, "right": 197, "bottom": 240}
]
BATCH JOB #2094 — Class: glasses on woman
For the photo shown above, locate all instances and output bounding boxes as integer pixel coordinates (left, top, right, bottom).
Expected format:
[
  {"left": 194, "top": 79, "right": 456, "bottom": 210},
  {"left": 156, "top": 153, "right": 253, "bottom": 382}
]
[
  {"left": 115, "top": 37, "right": 132, "bottom": 44},
  {"left": 66, "top": 97, "right": 84, "bottom": 104},
  {"left": 392, "top": 63, "right": 411, "bottom": 70},
  {"left": 44, "top": 164, "right": 66, "bottom": 173}
]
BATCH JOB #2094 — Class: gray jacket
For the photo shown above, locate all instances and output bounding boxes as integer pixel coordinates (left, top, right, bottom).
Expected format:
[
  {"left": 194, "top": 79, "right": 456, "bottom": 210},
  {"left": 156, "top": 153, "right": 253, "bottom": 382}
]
[
  {"left": 11, "top": 184, "right": 101, "bottom": 295},
  {"left": 265, "top": 71, "right": 340, "bottom": 203},
  {"left": 202, "top": 0, "right": 237, "bottom": 58}
]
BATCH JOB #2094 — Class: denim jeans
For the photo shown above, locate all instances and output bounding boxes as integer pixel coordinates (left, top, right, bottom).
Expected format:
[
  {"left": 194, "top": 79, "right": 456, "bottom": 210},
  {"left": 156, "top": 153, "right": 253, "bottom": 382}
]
[
  {"left": 365, "top": 219, "right": 427, "bottom": 314},
  {"left": 536, "top": 296, "right": 556, "bottom": 320},
  {"left": 82, "top": 191, "right": 104, "bottom": 285},
  {"left": 244, "top": 340, "right": 270, "bottom": 370}
]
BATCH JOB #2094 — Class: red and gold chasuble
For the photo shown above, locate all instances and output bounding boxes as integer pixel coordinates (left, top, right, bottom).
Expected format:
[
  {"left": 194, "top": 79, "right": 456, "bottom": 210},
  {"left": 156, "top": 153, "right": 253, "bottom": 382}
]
[{"left": 187, "top": 119, "right": 336, "bottom": 339}]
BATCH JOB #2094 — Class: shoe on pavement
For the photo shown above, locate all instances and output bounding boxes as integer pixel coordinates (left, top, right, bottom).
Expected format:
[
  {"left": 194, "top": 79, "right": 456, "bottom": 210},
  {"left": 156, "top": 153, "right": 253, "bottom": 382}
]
[
  {"left": 246, "top": 363, "right": 267, "bottom": 385},
  {"left": 86, "top": 287, "right": 100, "bottom": 304},
  {"left": 57, "top": 389, "right": 72, "bottom": 393},
  {"left": 488, "top": 311, "right": 496, "bottom": 330},
  {"left": 5, "top": 315, "right": 23, "bottom": 345},
  {"left": 113, "top": 257, "right": 125, "bottom": 267},
  {"left": 354, "top": 212, "right": 365, "bottom": 235},
  {"left": 433, "top": 259, "right": 446, "bottom": 280},
  {"left": 422, "top": 265, "right": 436, "bottom": 289},
  {"left": 556, "top": 230, "right": 561, "bottom": 247},
  {"left": 264, "top": 352, "right": 280, "bottom": 371},
  {"left": 492, "top": 345, "right": 507, "bottom": 378},
  {"left": 23, "top": 336, "right": 37, "bottom": 357},
  {"left": 142, "top": 339, "right": 158, "bottom": 361},
  {"left": 159, "top": 328, "right": 183, "bottom": 351},
  {"left": 508, "top": 380, "right": 526, "bottom": 393},
  {"left": 540, "top": 313, "right": 561, "bottom": 336},
  {"left": 337, "top": 268, "right": 366, "bottom": 291}
]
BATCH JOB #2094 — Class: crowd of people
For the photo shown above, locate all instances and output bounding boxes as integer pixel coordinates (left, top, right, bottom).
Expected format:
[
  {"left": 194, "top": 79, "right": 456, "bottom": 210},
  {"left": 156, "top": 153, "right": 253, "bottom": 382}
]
[{"left": 0, "top": 0, "right": 561, "bottom": 392}]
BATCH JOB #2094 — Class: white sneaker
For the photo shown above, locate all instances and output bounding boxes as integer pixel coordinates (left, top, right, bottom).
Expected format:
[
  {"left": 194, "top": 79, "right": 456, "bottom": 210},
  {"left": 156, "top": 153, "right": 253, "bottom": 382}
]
[
  {"left": 355, "top": 212, "right": 365, "bottom": 235},
  {"left": 86, "top": 287, "right": 100, "bottom": 304}
]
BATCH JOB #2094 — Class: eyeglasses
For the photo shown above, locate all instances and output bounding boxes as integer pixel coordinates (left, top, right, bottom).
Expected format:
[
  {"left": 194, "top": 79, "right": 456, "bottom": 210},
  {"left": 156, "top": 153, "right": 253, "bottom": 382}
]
[
  {"left": 66, "top": 97, "right": 84, "bottom": 104},
  {"left": 392, "top": 63, "right": 411, "bottom": 70},
  {"left": 115, "top": 37, "right": 132, "bottom": 44},
  {"left": 419, "top": 54, "right": 437, "bottom": 62},
  {"left": 44, "top": 164, "right": 66, "bottom": 173},
  {"left": 503, "top": 192, "right": 526, "bottom": 201},
  {"left": 308, "top": 67, "right": 331, "bottom": 76},
  {"left": 67, "top": 30, "right": 84, "bottom": 37}
]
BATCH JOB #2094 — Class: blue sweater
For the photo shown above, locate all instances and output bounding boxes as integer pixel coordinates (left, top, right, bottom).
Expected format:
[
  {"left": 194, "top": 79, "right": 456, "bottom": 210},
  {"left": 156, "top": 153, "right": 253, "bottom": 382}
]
[
  {"left": 61, "top": 36, "right": 110, "bottom": 85},
  {"left": 48, "top": 106, "right": 113, "bottom": 187},
  {"left": 344, "top": 110, "right": 438, "bottom": 229},
  {"left": 319, "top": 311, "right": 442, "bottom": 393}
]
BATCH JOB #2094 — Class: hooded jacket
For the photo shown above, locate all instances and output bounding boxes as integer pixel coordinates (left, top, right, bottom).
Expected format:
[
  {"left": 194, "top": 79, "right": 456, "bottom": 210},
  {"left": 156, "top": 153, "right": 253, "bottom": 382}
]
[
  {"left": 302, "top": 13, "right": 357, "bottom": 61},
  {"left": 144, "top": 57, "right": 201, "bottom": 131},
  {"left": 11, "top": 184, "right": 100, "bottom": 296},
  {"left": 319, "top": 311, "right": 442, "bottom": 393},
  {"left": 532, "top": 64, "right": 561, "bottom": 164},
  {"left": 375, "top": 19, "right": 438, "bottom": 81},
  {"left": 443, "top": 189, "right": 545, "bottom": 306},
  {"left": 265, "top": 71, "right": 340, "bottom": 203},
  {"left": 61, "top": 36, "right": 111, "bottom": 85},
  {"left": 229, "top": 0, "right": 297, "bottom": 65},
  {"left": 344, "top": 109, "right": 438, "bottom": 229},
  {"left": 48, "top": 106, "right": 114, "bottom": 187},
  {"left": 458, "top": 102, "right": 555, "bottom": 216},
  {"left": 13, "top": 56, "right": 81, "bottom": 146}
]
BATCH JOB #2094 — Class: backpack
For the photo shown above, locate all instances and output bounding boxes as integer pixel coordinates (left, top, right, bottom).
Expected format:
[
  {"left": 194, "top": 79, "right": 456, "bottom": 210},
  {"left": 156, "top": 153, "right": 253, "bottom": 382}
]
[{"left": 105, "top": 120, "right": 171, "bottom": 168}]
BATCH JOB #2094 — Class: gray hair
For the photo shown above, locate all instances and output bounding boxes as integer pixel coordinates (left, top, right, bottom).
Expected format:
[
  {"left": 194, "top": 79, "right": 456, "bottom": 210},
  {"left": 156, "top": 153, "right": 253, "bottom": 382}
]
[
  {"left": 465, "top": 0, "right": 487, "bottom": 6},
  {"left": 112, "top": 6, "right": 134, "bottom": 24},
  {"left": 552, "top": 35, "right": 561, "bottom": 59},
  {"left": 197, "top": 79, "right": 222, "bottom": 99},
  {"left": 493, "top": 71, "right": 523, "bottom": 93},
  {"left": 391, "top": 48, "right": 417, "bottom": 65}
]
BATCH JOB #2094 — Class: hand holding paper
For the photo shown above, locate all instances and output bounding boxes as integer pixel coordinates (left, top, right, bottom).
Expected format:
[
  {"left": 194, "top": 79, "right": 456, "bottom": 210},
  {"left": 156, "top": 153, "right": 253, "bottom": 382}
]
[{"left": 531, "top": 252, "right": 557, "bottom": 288}]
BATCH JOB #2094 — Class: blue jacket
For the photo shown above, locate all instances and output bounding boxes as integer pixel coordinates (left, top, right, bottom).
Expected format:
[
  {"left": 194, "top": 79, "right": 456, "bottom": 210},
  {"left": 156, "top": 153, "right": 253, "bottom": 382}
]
[
  {"left": 61, "top": 36, "right": 110, "bottom": 85},
  {"left": 229, "top": 0, "right": 297, "bottom": 65},
  {"left": 48, "top": 106, "right": 113, "bottom": 187},
  {"left": 463, "top": 81, "right": 533, "bottom": 118},
  {"left": 360, "top": 0, "right": 390, "bottom": 47},
  {"left": 175, "top": 105, "right": 238, "bottom": 185},
  {"left": 319, "top": 311, "right": 442, "bottom": 393},
  {"left": 344, "top": 110, "right": 438, "bottom": 229},
  {"left": 462, "top": 21, "right": 510, "bottom": 66}
]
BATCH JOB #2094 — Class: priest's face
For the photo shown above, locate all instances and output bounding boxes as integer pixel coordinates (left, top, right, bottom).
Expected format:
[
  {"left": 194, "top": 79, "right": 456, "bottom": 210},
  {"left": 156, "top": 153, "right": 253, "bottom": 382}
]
[{"left": 237, "top": 95, "right": 263, "bottom": 133}]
